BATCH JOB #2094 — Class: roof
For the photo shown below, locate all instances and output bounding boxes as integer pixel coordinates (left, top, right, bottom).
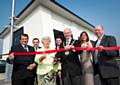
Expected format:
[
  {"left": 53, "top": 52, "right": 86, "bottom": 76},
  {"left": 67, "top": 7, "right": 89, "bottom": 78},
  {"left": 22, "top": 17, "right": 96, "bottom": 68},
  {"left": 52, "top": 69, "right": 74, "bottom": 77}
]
[
  {"left": 51, "top": 0, "right": 94, "bottom": 27},
  {"left": 0, "top": 0, "right": 94, "bottom": 38}
]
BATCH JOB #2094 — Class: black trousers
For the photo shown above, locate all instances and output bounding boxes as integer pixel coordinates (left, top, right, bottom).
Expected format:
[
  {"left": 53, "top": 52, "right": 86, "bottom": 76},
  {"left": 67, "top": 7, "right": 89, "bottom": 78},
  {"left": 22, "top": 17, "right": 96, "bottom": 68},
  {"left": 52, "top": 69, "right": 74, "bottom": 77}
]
[
  {"left": 100, "top": 77, "right": 119, "bottom": 85},
  {"left": 12, "top": 77, "right": 35, "bottom": 85},
  {"left": 94, "top": 63, "right": 119, "bottom": 85},
  {"left": 62, "top": 72, "right": 81, "bottom": 85},
  {"left": 56, "top": 74, "right": 61, "bottom": 85}
]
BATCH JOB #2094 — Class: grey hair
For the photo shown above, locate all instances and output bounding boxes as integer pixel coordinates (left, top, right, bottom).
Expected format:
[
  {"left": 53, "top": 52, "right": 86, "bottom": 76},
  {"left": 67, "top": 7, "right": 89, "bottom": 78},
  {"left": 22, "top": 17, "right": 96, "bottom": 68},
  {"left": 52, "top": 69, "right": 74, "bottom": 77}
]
[
  {"left": 64, "top": 28, "right": 72, "bottom": 33},
  {"left": 95, "top": 25, "right": 104, "bottom": 30},
  {"left": 41, "top": 36, "right": 51, "bottom": 43}
]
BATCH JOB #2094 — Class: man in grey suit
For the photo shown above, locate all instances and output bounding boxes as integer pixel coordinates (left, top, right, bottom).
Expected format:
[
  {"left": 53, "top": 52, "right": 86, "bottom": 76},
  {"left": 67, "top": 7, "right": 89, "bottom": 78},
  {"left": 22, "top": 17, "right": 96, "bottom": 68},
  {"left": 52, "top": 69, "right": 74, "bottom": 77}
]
[{"left": 93, "top": 25, "right": 120, "bottom": 85}]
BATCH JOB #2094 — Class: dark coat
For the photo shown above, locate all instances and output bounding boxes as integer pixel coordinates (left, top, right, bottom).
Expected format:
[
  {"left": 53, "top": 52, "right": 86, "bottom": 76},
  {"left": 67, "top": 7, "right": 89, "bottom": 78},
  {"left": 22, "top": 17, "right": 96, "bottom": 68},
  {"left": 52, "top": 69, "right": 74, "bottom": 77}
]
[
  {"left": 94, "top": 35, "right": 120, "bottom": 78},
  {"left": 56, "top": 39, "right": 82, "bottom": 77},
  {"left": 8, "top": 44, "right": 36, "bottom": 80}
]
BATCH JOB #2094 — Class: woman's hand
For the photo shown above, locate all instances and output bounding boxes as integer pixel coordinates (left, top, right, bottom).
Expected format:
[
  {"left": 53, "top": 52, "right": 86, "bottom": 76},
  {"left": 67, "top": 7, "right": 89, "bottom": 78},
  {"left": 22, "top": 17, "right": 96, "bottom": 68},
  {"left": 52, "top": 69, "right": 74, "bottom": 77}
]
[
  {"left": 81, "top": 43, "right": 88, "bottom": 48},
  {"left": 57, "top": 70, "right": 61, "bottom": 78},
  {"left": 39, "top": 55, "right": 46, "bottom": 62},
  {"left": 53, "top": 57, "right": 58, "bottom": 64}
]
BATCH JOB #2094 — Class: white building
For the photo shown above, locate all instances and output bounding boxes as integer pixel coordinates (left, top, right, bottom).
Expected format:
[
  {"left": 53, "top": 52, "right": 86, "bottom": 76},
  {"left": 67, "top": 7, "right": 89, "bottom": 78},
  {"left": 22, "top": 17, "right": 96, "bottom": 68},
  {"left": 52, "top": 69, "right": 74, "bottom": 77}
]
[{"left": 0, "top": 0, "right": 96, "bottom": 59}]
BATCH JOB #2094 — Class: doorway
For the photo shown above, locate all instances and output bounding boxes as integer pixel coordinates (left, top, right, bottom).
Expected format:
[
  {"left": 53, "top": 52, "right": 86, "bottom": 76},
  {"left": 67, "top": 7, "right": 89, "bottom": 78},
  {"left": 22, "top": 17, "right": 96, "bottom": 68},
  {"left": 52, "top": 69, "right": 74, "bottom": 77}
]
[
  {"left": 13, "top": 27, "right": 24, "bottom": 46},
  {"left": 53, "top": 29, "right": 65, "bottom": 41}
]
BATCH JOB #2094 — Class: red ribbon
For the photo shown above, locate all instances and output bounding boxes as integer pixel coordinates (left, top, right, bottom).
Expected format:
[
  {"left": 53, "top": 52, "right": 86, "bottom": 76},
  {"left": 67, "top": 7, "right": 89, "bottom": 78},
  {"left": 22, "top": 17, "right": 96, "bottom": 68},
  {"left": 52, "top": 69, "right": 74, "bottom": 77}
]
[{"left": 0, "top": 46, "right": 120, "bottom": 56}]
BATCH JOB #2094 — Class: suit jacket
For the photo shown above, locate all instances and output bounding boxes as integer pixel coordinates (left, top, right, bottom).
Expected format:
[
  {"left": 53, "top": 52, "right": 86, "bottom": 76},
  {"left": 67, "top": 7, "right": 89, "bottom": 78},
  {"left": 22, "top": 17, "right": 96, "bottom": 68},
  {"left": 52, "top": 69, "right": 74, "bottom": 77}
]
[
  {"left": 34, "top": 46, "right": 41, "bottom": 51},
  {"left": 94, "top": 35, "right": 120, "bottom": 78},
  {"left": 9, "top": 44, "right": 36, "bottom": 80},
  {"left": 56, "top": 38, "right": 82, "bottom": 77}
]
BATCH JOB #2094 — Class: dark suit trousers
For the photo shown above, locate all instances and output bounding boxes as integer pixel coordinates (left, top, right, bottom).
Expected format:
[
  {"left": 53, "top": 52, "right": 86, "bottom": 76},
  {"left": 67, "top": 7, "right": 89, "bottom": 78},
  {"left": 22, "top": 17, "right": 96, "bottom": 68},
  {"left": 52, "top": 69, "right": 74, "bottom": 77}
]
[
  {"left": 12, "top": 77, "right": 35, "bottom": 85},
  {"left": 94, "top": 63, "right": 119, "bottom": 85},
  {"left": 100, "top": 77, "right": 119, "bottom": 85},
  {"left": 62, "top": 72, "right": 81, "bottom": 85}
]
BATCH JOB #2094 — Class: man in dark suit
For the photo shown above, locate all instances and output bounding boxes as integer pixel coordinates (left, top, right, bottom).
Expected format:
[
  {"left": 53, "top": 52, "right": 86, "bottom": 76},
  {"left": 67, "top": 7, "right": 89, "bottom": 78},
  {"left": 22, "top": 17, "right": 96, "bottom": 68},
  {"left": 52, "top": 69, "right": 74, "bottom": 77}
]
[
  {"left": 93, "top": 25, "right": 120, "bottom": 85},
  {"left": 32, "top": 38, "right": 41, "bottom": 84},
  {"left": 8, "top": 34, "right": 36, "bottom": 85},
  {"left": 59, "top": 28, "right": 82, "bottom": 85},
  {"left": 55, "top": 37, "right": 63, "bottom": 85}
]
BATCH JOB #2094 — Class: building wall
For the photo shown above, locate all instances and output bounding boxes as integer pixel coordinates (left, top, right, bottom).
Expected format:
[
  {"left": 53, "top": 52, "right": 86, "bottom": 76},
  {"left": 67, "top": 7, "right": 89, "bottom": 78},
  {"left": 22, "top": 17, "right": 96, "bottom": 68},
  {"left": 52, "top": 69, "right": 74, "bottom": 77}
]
[
  {"left": 2, "top": 33, "right": 10, "bottom": 60},
  {"left": 2, "top": 4, "right": 96, "bottom": 58},
  {"left": 17, "top": 5, "right": 96, "bottom": 48},
  {"left": 51, "top": 12, "right": 96, "bottom": 40},
  {"left": 17, "top": 6, "right": 43, "bottom": 47}
]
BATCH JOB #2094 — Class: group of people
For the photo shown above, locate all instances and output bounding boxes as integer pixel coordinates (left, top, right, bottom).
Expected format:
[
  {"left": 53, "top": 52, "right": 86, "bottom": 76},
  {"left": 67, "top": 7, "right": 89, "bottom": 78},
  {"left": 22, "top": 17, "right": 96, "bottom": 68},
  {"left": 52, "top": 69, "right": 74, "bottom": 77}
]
[{"left": 7, "top": 25, "right": 119, "bottom": 85}]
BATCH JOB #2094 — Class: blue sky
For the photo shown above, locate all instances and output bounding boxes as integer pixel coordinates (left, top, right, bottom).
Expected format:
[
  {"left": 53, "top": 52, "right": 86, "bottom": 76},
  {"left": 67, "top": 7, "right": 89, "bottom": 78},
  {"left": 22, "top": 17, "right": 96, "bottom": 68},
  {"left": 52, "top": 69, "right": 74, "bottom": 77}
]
[
  {"left": 0, "top": 0, "right": 31, "bottom": 32},
  {"left": 0, "top": 0, "right": 120, "bottom": 45}
]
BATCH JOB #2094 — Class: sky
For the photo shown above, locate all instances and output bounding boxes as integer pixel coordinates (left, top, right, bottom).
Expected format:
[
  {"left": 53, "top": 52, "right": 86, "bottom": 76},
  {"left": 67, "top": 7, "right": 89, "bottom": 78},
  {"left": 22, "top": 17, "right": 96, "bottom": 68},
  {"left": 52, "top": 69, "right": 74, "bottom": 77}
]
[{"left": 0, "top": 0, "right": 120, "bottom": 46}]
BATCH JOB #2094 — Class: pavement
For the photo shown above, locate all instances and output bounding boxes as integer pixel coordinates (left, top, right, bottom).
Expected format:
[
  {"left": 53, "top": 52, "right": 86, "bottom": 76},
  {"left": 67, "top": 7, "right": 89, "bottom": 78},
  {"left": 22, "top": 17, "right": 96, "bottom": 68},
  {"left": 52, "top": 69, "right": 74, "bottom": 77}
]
[
  {"left": 0, "top": 73, "right": 11, "bottom": 85},
  {"left": 0, "top": 73, "right": 101, "bottom": 85}
]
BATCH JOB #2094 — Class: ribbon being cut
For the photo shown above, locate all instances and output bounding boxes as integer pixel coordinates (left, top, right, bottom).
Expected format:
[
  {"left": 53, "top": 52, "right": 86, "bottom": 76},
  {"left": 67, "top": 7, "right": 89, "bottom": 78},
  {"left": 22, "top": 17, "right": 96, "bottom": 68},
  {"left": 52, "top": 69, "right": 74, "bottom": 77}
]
[{"left": 1, "top": 46, "right": 120, "bottom": 56}]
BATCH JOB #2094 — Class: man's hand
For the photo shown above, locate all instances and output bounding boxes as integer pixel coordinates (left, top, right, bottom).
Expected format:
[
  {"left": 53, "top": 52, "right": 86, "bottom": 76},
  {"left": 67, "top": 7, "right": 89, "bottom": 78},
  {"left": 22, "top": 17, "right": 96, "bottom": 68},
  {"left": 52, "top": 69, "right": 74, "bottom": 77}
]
[
  {"left": 27, "top": 63, "right": 36, "bottom": 70},
  {"left": 9, "top": 52, "right": 15, "bottom": 59},
  {"left": 64, "top": 45, "right": 74, "bottom": 50},
  {"left": 97, "top": 46, "right": 104, "bottom": 52},
  {"left": 97, "top": 46, "right": 104, "bottom": 50}
]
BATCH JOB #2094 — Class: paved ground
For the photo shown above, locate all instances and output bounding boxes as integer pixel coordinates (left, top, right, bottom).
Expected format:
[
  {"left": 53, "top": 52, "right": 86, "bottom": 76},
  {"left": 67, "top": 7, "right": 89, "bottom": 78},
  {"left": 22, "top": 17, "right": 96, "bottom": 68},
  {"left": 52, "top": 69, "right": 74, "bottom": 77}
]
[
  {"left": 0, "top": 73, "right": 11, "bottom": 85},
  {"left": 0, "top": 72, "right": 107, "bottom": 85}
]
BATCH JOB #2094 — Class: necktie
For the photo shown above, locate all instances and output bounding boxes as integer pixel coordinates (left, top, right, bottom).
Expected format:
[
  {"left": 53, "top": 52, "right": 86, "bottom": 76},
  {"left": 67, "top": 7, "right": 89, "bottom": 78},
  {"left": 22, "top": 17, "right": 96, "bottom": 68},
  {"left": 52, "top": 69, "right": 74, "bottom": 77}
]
[
  {"left": 66, "top": 39, "right": 69, "bottom": 45},
  {"left": 24, "top": 45, "right": 28, "bottom": 52},
  {"left": 94, "top": 39, "right": 101, "bottom": 63},
  {"left": 94, "top": 50, "right": 98, "bottom": 63},
  {"left": 35, "top": 47, "right": 37, "bottom": 51}
]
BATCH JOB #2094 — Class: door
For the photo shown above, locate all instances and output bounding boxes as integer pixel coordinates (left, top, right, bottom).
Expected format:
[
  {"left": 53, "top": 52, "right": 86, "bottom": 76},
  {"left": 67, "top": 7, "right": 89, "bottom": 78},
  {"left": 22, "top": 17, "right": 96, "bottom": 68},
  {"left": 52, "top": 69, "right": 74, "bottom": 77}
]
[
  {"left": 53, "top": 29, "right": 65, "bottom": 41},
  {"left": 13, "top": 27, "right": 24, "bottom": 46}
]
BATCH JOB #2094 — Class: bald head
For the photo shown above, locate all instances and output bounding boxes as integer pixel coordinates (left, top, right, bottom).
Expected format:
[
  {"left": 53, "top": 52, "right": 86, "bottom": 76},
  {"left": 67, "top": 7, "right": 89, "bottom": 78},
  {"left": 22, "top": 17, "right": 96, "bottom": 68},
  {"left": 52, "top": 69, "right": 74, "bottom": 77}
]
[
  {"left": 64, "top": 28, "right": 72, "bottom": 39},
  {"left": 94, "top": 25, "right": 104, "bottom": 38}
]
